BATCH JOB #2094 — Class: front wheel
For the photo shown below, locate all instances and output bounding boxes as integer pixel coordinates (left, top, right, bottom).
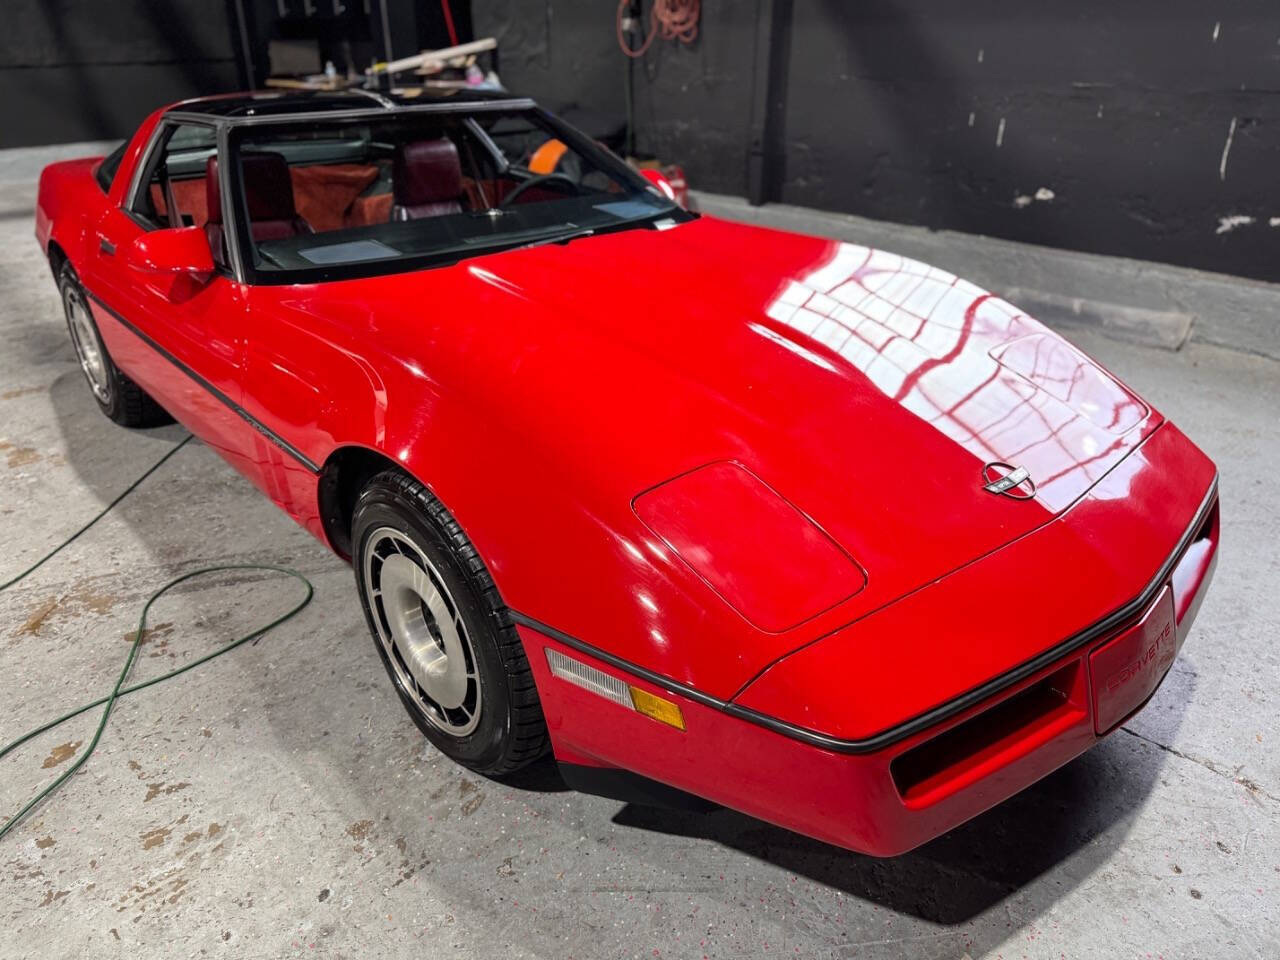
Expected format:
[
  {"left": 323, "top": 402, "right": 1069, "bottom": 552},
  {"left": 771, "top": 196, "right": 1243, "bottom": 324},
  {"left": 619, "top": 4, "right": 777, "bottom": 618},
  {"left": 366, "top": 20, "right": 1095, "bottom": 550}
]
[
  {"left": 58, "top": 261, "right": 172, "bottom": 428},
  {"left": 352, "top": 469, "right": 548, "bottom": 776}
]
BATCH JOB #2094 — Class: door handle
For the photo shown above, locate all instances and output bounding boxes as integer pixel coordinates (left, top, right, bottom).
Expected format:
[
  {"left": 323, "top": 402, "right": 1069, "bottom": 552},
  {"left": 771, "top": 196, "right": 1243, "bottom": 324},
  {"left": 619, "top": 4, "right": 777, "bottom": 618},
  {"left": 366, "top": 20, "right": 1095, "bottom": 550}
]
[{"left": 98, "top": 236, "right": 116, "bottom": 256}]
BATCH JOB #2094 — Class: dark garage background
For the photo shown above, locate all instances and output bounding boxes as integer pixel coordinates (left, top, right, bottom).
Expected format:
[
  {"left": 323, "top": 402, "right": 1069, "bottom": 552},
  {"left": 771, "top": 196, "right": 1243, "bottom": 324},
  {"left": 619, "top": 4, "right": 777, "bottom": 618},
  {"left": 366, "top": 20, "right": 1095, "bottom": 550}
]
[
  {"left": 1, "top": 1, "right": 244, "bottom": 149},
  {"left": 4, "top": 1, "right": 1277, "bottom": 281}
]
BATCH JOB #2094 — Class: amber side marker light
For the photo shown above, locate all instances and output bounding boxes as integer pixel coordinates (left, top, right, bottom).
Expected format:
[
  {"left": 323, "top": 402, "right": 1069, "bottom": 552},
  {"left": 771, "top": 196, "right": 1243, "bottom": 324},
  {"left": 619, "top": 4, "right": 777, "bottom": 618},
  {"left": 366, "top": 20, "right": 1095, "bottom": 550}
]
[
  {"left": 545, "top": 648, "right": 686, "bottom": 731},
  {"left": 629, "top": 686, "right": 686, "bottom": 730}
]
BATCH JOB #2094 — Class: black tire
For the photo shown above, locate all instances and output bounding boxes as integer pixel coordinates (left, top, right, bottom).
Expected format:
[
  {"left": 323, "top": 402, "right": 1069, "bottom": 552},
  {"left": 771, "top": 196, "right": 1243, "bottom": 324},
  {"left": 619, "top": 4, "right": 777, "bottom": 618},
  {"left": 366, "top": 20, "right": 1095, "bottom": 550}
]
[
  {"left": 58, "top": 261, "right": 172, "bottom": 428},
  {"left": 352, "top": 469, "right": 548, "bottom": 776}
]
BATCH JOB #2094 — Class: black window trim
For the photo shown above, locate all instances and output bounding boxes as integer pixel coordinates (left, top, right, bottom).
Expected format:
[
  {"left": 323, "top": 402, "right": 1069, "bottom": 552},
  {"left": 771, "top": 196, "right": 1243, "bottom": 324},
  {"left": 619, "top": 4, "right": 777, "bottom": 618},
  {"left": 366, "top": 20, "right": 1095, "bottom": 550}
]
[
  {"left": 124, "top": 116, "right": 218, "bottom": 227},
  {"left": 121, "top": 115, "right": 239, "bottom": 280},
  {"left": 94, "top": 142, "right": 128, "bottom": 194},
  {"left": 220, "top": 103, "right": 687, "bottom": 287},
  {"left": 122, "top": 122, "right": 172, "bottom": 230}
]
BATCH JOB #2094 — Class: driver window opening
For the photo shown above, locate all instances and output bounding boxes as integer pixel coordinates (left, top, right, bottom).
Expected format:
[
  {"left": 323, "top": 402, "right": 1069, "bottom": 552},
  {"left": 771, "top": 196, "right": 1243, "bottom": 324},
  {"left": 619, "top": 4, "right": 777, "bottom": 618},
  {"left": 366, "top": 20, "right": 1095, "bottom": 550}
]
[{"left": 129, "top": 122, "right": 218, "bottom": 231}]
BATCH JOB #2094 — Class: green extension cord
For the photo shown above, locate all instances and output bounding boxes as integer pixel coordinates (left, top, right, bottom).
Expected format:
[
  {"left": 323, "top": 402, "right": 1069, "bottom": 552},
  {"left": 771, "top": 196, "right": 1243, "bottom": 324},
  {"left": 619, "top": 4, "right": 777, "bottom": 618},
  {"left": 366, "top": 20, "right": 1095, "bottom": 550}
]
[{"left": 0, "top": 435, "right": 314, "bottom": 842}]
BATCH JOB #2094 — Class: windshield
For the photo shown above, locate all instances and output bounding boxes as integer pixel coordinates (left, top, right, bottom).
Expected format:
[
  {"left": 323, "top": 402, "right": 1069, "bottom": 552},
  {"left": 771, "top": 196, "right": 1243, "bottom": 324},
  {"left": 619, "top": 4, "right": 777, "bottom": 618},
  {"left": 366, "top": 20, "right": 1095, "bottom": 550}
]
[{"left": 225, "top": 107, "right": 686, "bottom": 283}]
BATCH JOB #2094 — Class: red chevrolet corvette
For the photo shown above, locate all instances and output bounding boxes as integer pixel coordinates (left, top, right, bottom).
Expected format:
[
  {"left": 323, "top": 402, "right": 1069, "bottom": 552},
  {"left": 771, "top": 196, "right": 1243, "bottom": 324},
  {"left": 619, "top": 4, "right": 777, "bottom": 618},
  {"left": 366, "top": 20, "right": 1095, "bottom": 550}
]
[{"left": 35, "top": 89, "right": 1218, "bottom": 856}]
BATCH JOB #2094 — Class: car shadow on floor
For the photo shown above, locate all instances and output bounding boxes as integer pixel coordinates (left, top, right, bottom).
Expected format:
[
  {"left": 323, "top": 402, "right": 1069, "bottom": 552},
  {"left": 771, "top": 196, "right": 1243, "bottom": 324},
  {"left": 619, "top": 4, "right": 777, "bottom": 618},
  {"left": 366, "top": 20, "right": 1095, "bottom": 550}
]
[
  {"left": 49, "top": 367, "right": 189, "bottom": 469},
  {"left": 602, "top": 727, "right": 1178, "bottom": 927},
  {"left": 482, "top": 667, "right": 1189, "bottom": 935},
  {"left": 494, "top": 756, "right": 575, "bottom": 793}
]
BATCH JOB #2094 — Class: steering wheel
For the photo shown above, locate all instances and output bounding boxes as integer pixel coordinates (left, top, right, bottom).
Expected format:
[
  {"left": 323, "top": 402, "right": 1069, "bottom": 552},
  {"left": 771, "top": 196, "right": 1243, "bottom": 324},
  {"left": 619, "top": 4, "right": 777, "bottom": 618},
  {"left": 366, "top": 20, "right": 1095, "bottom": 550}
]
[{"left": 499, "top": 172, "right": 580, "bottom": 208}]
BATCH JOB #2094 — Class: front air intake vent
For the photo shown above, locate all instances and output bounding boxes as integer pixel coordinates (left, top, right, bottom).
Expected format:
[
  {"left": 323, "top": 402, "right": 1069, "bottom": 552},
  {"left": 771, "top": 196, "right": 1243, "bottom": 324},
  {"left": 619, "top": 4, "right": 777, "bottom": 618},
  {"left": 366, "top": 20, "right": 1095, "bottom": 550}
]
[{"left": 890, "top": 661, "right": 1085, "bottom": 806}]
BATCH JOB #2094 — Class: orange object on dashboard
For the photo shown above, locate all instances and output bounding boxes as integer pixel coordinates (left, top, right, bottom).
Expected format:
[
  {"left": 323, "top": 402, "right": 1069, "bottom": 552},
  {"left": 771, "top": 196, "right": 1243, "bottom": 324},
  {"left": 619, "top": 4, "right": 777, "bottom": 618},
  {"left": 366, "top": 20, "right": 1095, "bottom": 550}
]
[{"left": 529, "top": 139, "right": 570, "bottom": 174}]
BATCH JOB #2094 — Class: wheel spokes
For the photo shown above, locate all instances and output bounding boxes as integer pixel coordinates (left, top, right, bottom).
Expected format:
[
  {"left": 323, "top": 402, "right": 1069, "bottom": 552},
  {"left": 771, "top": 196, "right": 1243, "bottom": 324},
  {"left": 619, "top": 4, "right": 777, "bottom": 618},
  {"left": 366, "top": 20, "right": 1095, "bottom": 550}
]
[{"left": 362, "top": 526, "right": 481, "bottom": 737}]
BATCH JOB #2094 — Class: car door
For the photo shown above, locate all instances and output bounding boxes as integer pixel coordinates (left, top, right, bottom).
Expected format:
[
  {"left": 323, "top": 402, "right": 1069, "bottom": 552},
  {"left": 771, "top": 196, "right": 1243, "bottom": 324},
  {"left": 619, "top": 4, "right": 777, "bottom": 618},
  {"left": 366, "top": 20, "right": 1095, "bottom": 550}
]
[{"left": 85, "top": 118, "right": 262, "bottom": 477}]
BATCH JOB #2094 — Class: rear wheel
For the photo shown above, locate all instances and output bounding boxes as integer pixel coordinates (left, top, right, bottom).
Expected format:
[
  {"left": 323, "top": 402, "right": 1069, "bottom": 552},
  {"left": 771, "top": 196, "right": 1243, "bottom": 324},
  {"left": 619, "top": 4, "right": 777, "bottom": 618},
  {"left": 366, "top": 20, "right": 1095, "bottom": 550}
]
[
  {"left": 352, "top": 469, "right": 548, "bottom": 775},
  {"left": 58, "top": 261, "right": 172, "bottom": 428}
]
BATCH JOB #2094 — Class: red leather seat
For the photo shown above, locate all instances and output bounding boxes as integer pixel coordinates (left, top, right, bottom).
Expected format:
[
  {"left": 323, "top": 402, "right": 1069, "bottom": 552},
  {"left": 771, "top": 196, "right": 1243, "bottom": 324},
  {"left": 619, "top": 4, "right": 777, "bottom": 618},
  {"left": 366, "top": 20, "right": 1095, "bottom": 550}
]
[
  {"left": 392, "top": 139, "right": 465, "bottom": 220},
  {"left": 205, "top": 152, "right": 312, "bottom": 266}
]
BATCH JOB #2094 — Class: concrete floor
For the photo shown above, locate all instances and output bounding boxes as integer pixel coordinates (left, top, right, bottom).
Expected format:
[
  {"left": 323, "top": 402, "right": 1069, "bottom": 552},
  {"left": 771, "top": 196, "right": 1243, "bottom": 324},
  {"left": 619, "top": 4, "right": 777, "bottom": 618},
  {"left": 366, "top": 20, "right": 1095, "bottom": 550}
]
[{"left": 1, "top": 146, "right": 1278, "bottom": 960}]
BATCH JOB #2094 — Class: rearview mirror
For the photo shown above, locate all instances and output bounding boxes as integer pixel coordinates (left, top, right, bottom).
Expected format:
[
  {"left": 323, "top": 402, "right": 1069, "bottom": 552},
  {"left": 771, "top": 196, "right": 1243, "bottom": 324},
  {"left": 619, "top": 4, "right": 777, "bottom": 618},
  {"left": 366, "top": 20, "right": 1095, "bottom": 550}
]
[{"left": 124, "top": 226, "right": 214, "bottom": 278}]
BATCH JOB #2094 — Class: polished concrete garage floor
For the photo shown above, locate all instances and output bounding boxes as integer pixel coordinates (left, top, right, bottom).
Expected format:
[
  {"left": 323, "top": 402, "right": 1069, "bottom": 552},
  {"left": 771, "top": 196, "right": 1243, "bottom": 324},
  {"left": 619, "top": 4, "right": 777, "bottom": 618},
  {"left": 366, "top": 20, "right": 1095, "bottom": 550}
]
[{"left": 1, "top": 146, "right": 1277, "bottom": 960}]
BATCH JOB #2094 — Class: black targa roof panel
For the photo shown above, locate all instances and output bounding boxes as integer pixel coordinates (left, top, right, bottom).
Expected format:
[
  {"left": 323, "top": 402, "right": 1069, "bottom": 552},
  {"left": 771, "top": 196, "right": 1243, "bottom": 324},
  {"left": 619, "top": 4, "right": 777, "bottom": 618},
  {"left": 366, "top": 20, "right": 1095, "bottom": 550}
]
[{"left": 167, "top": 88, "right": 526, "bottom": 120}]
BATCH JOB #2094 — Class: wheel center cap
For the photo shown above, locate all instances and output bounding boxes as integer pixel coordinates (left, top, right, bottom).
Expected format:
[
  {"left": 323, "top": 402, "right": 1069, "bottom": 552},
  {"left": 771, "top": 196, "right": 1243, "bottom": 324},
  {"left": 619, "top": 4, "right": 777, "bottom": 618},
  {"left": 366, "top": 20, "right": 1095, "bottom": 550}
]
[{"left": 378, "top": 553, "right": 469, "bottom": 709}]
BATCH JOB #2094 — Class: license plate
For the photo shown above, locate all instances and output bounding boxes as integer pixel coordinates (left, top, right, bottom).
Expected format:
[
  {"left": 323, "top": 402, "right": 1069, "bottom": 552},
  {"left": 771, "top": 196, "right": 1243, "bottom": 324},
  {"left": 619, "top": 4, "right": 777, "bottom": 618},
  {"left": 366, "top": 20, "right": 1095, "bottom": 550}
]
[{"left": 1089, "top": 584, "right": 1176, "bottom": 734}]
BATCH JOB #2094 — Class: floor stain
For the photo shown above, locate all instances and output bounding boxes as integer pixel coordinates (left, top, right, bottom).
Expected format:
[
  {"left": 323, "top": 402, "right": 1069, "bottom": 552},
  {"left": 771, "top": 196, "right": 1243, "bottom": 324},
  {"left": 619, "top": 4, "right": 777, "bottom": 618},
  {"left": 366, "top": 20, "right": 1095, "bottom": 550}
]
[
  {"left": 117, "top": 871, "right": 191, "bottom": 913},
  {"left": 34, "top": 837, "right": 55, "bottom": 850},
  {"left": 18, "top": 596, "right": 60, "bottom": 636},
  {"left": 122, "top": 621, "right": 179, "bottom": 660},
  {"left": 38, "top": 888, "right": 69, "bottom": 908},
  {"left": 392, "top": 856, "right": 432, "bottom": 888},
  {"left": 69, "top": 583, "right": 119, "bottom": 615},
  {"left": 114, "top": 819, "right": 232, "bottom": 917},
  {"left": 142, "top": 781, "right": 191, "bottom": 803},
  {"left": 126, "top": 759, "right": 156, "bottom": 782},
  {"left": 345, "top": 819, "right": 373, "bottom": 843},
  {"left": 0, "top": 386, "right": 43, "bottom": 400},
  {"left": 0, "top": 440, "right": 44, "bottom": 469},
  {"left": 387, "top": 836, "right": 431, "bottom": 888},
  {"left": 164, "top": 878, "right": 189, "bottom": 905},
  {"left": 460, "top": 781, "right": 485, "bottom": 817},
  {"left": 41, "top": 741, "right": 82, "bottom": 769},
  {"left": 139, "top": 826, "right": 172, "bottom": 851}
]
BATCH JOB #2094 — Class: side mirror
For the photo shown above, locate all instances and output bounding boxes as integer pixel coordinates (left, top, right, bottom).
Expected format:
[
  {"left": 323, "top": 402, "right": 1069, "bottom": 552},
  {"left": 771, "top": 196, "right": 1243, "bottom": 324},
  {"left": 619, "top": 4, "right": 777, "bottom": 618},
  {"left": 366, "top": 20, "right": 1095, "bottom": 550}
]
[
  {"left": 639, "top": 168, "right": 678, "bottom": 203},
  {"left": 125, "top": 226, "right": 214, "bottom": 278}
]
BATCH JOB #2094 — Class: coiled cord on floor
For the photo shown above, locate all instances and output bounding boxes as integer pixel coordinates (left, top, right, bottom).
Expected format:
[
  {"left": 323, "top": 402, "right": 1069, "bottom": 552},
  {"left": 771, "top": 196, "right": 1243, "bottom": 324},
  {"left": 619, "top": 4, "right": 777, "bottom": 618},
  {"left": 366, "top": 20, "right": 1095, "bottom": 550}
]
[{"left": 0, "top": 436, "right": 314, "bottom": 842}]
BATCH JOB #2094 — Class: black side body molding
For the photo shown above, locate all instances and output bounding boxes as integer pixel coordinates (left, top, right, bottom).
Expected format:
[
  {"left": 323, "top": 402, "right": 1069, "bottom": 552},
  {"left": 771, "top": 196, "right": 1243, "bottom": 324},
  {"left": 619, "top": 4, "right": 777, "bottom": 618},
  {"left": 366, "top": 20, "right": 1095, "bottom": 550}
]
[{"left": 85, "top": 289, "right": 321, "bottom": 474}]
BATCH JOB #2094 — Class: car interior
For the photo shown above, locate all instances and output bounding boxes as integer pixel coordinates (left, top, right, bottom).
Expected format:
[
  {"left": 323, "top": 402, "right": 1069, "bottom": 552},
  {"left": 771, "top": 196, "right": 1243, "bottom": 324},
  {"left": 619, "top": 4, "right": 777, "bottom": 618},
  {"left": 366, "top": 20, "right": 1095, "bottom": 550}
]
[{"left": 134, "top": 112, "right": 646, "bottom": 271}]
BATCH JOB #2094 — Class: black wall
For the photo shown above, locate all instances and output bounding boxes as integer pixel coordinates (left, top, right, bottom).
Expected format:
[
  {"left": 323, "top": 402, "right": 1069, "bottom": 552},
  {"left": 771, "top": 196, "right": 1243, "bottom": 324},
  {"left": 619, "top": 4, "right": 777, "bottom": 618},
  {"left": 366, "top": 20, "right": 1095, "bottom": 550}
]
[
  {"left": 0, "top": 1, "right": 245, "bottom": 149},
  {"left": 477, "top": 1, "right": 1280, "bottom": 282},
  {"left": 0, "top": 0, "right": 473, "bottom": 151}
]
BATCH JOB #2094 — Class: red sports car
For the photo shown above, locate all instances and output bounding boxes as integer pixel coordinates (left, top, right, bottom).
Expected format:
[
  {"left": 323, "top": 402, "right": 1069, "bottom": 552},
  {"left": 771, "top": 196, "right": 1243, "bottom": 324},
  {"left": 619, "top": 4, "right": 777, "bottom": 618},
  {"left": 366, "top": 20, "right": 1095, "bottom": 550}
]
[{"left": 34, "top": 89, "right": 1218, "bottom": 856}]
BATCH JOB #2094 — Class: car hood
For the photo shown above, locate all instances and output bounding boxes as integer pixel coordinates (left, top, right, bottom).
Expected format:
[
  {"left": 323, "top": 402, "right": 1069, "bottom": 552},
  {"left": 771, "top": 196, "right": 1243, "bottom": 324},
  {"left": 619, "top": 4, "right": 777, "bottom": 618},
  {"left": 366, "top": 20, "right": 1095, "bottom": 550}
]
[{"left": 325, "top": 214, "right": 1160, "bottom": 696}]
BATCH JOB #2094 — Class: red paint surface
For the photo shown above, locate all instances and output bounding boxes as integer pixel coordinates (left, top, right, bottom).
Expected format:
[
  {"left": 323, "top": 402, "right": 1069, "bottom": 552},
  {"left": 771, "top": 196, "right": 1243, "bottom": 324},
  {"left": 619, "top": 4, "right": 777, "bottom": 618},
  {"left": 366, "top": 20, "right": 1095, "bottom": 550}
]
[
  {"left": 1090, "top": 584, "right": 1176, "bottom": 734},
  {"left": 123, "top": 226, "right": 215, "bottom": 276},
  {"left": 633, "top": 461, "right": 865, "bottom": 632}
]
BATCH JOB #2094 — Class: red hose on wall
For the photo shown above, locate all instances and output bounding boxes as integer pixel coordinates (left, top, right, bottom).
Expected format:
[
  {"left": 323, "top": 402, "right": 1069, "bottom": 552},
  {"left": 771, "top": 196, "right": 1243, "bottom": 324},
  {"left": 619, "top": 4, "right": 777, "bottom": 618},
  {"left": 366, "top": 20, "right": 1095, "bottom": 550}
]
[
  {"left": 440, "top": 0, "right": 460, "bottom": 48},
  {"left": 617, "top": 0, "right": 700, "bottom": 58}
]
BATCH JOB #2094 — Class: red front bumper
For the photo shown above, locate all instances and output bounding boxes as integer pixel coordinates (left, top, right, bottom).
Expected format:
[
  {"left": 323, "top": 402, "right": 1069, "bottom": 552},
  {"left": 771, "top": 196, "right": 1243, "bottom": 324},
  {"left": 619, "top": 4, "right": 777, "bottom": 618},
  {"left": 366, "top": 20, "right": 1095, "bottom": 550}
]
[{"left": 520, "top": 494, "right": 1218, "bottom": 857}]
